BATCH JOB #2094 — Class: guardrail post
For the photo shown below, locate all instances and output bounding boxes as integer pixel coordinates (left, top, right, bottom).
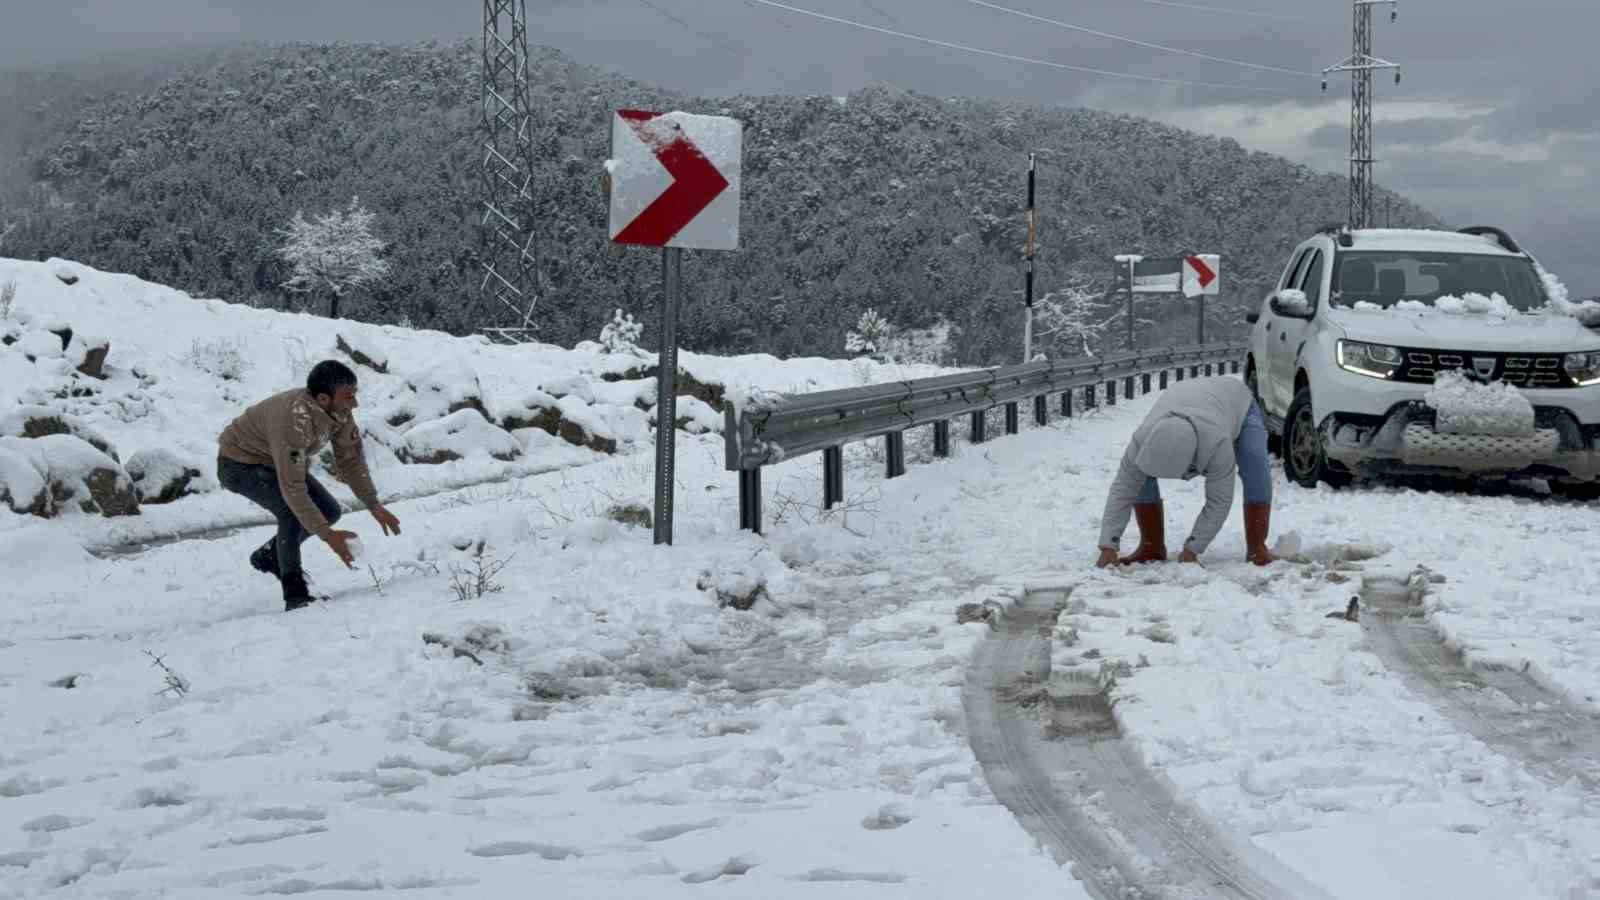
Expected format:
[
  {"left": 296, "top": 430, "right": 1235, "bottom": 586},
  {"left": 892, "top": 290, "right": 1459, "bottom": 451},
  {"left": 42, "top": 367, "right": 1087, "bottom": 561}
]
[
  {"left": 1141, "top": 373, "right": 1151, "bottom": 394},
  {"left": 934, "top": 420, "right": 951, "bottom": 457},
  {"left": 1005, "top": 402, "right": 1019, "bottom": 435},
  {"left": 739, "top": 468, "right": 762, "bottom": 533},
  {"left": 1106, "top": 380, "right": 1116, "bottom": 406},
  {"left": 885, "top": 431, "right": 906, "bottom": 479},
  {"left": 1085, "top": 385, "right": 1097, "bottom": 411},
  {"left": 1175, "top": 366, "right": 1184, "bottom": 382},
  {"left": 823, "top": 446, "right": 844, "bottom": 508},
  {"left": 1190, "top": 365, "right": 1200, "bottom": 378},
  {"left": 1061, "top": 390, "right": 1073, "bottom": 417},
  {"left": 970, "top": 410, "right": 987, "bottom": 444},
  {"left": 1204, "top": 363, "right": 1214, "bottom": 376},
  {"left": 1033, "top": 394, "right": 1047, "bottom": 426},
  {"left": 1124, "top": 376, "right": 1135, "bottom": 398},
  {"left": 1230, "top": 360, "right": 1240, "bottom": 374},
  {"left": 1160, "top": 369, "right": 1169, "bottom": 389}
]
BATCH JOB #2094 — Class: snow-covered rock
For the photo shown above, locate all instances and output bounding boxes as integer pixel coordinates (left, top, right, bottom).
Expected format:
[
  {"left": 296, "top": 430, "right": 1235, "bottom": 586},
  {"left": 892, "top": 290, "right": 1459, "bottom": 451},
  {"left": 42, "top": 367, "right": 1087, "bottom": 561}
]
[
  {"left": 0, "top": 434, "right": 139, "bottom": 517},
  {"left": 650, "top": 395, "right": 722, "bottom": 434},
  {"left": 66, "top": 332, "right": 110, "bottom": 379},
  {"left": 126, "top": 448, "right": 207, "bottom": 504},
  {"left": 591, "top": 377, "right": 656, "bottom": 410},
  {"left": 336, "top": 333, "right": 389, "bottom": 374},
  {"left": 0, "top": 406, "right": 118, "bottom": 460},
  {"left": 554, "top": 396, "right": 616, "bottom": 454},
  {"left": 15, "top": 330, "right": 62, "bottom": 361},
  {"left": 539, "top": 373, "right": 595, "bottom": 404},
  {"left": 387, "top": 359, "right": 486, "bottom": 427},
  {"left": 495, "top": 388, "right": 561, "bottom": 433},
  {"left": 401, "top": 409, "right": 522, "bottom": 465},
  {"left": 0, "top": 445, "right": 46, "bottom": 515},
  {"left": 592, "top": 404, "right": 650, "bottom": 448},
  {"left": 1425, "top": 369, "right": 1535, "bottom": 436}
]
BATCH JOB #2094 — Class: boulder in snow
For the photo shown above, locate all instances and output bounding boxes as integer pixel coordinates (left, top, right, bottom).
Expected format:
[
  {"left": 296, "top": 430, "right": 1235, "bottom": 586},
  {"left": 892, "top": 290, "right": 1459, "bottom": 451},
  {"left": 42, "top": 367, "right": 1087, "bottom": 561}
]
[
  {"left": 16, "top": 330, "right": 63, "bottom": 362},
  {"left": 496, "top": 389, "right": 562, "bottom": 433},
  {"left": 67, "top": 333, "right": 110, "bottom": 379},
  {"left": 0, "top": 446, "right": 47, "bottom": 516},
  {"left": 402, "top": 409, "right": 522, "bottom": 465},
  {"left": 125, "top": 448, "right": 206, "bottom": 504},
  {"left": 696, "top": 568, "right": 770, "bottom": 612},
  {"left": 650, "top": 395, "right": 722, "bottom": 434},
  {"left": 591, "top": 377, "right": 657, "bottom": 411},
  {"left": 538, "top": 373, "right": 595, "bottom": 404},
  {"left": 0, "top": 406, "right": 118, "bottom": 460},
  {"left": 336, "top": 333, "right": 389, "bottom": 374},
  {"left": 0, "top": 435, "right": 139, "bottom": 517},
  {"left": 53, "top": 266, "right": 79, "bottom": 286},
  {"left": 555, "top": 395, "right": 617, "bottom": 454},
  {"left": 601, "top": 363, "right": 726, "bottom": 411},
  {"left": 389, "top": 359, "right": 486, "bottom": 427}
]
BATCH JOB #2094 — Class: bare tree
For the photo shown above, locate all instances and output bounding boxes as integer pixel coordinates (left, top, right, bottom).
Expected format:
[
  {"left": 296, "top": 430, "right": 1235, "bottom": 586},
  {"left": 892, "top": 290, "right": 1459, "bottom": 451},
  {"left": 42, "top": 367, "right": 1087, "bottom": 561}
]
[
  {"left": 1034, "top": 273, "right": 1116, "bottom": 359},
  {"left": 0, "top": 222, "right": 16, "bottom": 254},
  {"left": 276, "top": 196, "right": 391, "bottom": 318}
]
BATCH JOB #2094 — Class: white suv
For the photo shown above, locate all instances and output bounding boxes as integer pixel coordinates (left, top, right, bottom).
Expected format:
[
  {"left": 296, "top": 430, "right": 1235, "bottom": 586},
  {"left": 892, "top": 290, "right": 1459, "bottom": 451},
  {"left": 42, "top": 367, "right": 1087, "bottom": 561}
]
[{"left": 1245, "top": 225, "right": 1600, "bottom": 499}]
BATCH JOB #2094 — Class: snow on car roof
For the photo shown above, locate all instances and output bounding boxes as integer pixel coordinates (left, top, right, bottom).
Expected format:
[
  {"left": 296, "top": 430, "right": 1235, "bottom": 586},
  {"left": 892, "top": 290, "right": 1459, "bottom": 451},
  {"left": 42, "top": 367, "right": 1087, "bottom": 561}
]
[{"left": 1341, "top": 228, "right": 1524, "bottom": 257}]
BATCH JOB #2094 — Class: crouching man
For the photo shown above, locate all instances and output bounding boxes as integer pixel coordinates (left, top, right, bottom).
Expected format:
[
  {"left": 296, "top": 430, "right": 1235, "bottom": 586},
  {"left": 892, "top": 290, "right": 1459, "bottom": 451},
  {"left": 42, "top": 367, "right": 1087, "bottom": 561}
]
[
  {"left": 1093, "top": 375, "right": 1275, "bottom": 568},
  {"left": 217, "top": 360, "right": 401, "bottom": 610}
]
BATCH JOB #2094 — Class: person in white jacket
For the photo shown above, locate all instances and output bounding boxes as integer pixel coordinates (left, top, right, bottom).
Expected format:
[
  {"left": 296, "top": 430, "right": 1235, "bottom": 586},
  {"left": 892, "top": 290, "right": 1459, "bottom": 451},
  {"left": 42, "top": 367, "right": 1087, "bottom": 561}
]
[{"left": 1094, "top": 375, "right": 1276, "bottom": 568}]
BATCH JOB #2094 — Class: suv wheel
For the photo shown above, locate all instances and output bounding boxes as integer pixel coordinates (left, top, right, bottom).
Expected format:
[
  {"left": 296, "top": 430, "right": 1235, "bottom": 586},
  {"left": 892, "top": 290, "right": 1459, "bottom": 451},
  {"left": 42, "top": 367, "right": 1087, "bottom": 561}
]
[
  {"left": 1283, "top": 386, "right": 1351, "bottom": 489},
  {"left": 1244, "top": 359, "right": 1281, "bottom": 456}
]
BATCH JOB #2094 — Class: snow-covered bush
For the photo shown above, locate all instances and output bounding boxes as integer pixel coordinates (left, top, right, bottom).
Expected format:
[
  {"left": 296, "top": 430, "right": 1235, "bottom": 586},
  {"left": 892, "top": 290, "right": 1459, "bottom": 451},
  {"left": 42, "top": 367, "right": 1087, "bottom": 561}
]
[
  {"left": 598, "top": 309, "right": 645, "bottom": 356},
  {"left": 0, "top": 280, "right": 14, "bottom": 320},
  {"left": 882, "top": 319, "right": 957, "bottom": 366},
  {"left": 186, "top": 337, "right": 251, "bottom": 382},
  {"left": 276, "top": 195, "right": 391, "bottom": 318},
  {"left": 845, "top": 308, "right": 893, "bottom": 357},
  {"left": 1425, "top": 369, "right": 1534, "bottom": 436}
]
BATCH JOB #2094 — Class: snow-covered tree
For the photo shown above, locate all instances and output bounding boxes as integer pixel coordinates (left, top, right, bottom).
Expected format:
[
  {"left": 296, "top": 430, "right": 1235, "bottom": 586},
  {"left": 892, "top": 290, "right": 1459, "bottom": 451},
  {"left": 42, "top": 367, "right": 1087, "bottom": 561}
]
[
  {"left": 598, "top": 308, "right": 645, "bottom": 355},
  {"left": 276, "top": 196, "right": 391, "bottom": 319},
  {"left": 1034, "top": 275, "right": 1115, "bottom": 358},
  {"left": 845, "top": 308, "right": 894, "bottom": 357}
]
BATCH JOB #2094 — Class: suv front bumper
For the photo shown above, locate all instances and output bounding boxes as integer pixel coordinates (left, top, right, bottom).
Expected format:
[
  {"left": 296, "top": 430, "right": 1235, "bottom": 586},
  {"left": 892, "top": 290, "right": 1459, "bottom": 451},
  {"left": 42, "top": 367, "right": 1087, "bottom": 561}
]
[{"left": 1320, "top": 402, "right": 1600, "bottom": 482}]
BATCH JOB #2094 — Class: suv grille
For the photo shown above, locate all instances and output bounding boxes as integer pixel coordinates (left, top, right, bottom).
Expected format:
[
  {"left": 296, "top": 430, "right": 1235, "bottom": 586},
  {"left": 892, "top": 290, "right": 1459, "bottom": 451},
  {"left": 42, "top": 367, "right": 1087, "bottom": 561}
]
[{"left": 1396, "top": 349, "right": 1572, "bottom": 388}]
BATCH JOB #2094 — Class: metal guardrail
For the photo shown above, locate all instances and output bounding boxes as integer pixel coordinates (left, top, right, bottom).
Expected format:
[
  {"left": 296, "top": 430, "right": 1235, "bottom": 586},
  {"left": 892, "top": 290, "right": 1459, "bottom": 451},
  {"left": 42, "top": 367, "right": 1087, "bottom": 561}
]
[{"left": 723, "top": 343, "right": 1248, "bottom": 533}]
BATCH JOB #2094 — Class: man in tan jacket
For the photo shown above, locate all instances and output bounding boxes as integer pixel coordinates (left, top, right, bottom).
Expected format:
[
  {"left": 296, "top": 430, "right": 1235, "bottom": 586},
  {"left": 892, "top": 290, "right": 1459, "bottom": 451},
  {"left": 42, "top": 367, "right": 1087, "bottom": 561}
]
[{"left": 218, "top": 360, "right": 401, "bottom": 610}]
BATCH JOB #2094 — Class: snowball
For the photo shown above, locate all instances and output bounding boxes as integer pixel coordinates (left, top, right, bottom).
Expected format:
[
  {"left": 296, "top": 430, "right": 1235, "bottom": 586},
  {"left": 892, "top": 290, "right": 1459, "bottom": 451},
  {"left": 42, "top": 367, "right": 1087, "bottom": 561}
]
[{"left": 1425, "top": 369, "right": 1535, "bottom": 436}]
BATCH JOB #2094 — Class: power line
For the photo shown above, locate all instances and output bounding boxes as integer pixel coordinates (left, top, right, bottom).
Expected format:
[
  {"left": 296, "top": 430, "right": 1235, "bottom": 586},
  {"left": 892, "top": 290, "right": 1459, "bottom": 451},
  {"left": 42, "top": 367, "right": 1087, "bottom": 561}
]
[
  {"left": 970, "top": 0, "right": 1318, "bottom": 78},
  {"left": 1132, "top": 0, "right": 1329, "bottom": 24},
  {"left": 743, "top": 0, "right": 1287, "bottom": 93},
  {"left": 633, "top": 0, "right": 788, "bottom": 82}
]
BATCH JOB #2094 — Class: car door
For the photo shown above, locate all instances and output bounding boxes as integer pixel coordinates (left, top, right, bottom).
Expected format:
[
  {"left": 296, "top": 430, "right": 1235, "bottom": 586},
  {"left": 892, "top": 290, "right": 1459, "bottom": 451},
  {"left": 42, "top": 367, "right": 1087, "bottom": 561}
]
[
  {"left": 1260, "top": 247, "right": 1312, "bottom": 415},
  {"left": 1268, "top": 246, "right": 1326, "bottom": 410}
]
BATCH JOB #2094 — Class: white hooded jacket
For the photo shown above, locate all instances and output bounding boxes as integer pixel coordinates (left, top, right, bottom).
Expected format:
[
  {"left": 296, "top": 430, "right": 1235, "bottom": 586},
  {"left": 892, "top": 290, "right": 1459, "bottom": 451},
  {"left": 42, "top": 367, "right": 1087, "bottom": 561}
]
[{"left": 1097, "top": 376, "right": 1256, "bottom": 554}]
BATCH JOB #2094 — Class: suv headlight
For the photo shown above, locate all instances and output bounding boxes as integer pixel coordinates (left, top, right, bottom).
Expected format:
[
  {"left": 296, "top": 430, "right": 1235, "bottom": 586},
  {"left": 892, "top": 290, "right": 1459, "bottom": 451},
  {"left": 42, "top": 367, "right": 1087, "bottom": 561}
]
[
  {"left": 1337, "top": 340, "right": 1402, "bottom": 379},
  {"left": 1565, "top": 351, "right": 1600, "bottom": 386}
]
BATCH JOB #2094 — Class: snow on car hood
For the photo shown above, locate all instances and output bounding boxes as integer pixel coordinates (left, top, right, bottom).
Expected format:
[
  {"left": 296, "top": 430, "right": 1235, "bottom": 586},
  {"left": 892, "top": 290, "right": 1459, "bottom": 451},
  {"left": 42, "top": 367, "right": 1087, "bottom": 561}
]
[{"left": 1326, "top": 305, "right": 1600, "bottom": 352}]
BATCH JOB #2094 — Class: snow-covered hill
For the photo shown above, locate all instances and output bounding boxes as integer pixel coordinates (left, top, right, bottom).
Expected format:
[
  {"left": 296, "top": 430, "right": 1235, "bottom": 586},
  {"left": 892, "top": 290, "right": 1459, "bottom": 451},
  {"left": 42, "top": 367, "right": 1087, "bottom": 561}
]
[{"left": 6, "top": 260, "right": 1600, "bottom": 898}]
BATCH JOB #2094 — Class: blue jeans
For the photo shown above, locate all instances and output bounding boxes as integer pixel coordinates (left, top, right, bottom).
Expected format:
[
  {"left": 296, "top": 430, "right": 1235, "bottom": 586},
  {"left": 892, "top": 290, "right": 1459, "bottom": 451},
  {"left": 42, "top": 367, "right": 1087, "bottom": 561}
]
[{"left": 1135, "top": 401, "right": 1273, "bottom": 505}]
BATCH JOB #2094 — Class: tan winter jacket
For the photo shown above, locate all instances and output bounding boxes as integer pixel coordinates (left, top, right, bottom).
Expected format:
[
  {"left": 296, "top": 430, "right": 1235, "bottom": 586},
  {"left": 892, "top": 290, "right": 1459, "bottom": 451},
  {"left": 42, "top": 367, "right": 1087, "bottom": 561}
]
[{"left": 218, "top": 388, "right": 379, "bottom": 538}]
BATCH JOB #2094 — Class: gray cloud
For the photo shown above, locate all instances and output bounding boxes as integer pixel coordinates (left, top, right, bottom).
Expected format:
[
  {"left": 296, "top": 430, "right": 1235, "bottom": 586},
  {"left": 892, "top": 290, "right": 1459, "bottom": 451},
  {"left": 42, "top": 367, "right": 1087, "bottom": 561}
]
[{"left": 1, "top": 0, "right": 1595, "bottom": 296}]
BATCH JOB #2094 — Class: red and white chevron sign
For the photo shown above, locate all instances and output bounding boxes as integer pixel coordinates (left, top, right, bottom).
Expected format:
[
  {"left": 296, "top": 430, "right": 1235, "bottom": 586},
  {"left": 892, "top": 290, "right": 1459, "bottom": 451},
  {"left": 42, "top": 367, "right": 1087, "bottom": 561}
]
[
  {"left": 607, "top": 109, "right": 742, "bottom": 251},
  {"left": 1183, "top": 254, "right": 1220, "bottom": 297}
]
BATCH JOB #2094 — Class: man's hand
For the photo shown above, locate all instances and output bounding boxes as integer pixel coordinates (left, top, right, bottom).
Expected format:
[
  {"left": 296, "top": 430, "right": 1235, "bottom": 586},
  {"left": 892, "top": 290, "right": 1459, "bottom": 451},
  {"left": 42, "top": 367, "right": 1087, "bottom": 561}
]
[
  {"left": 1178, "top": 548, "right": 1200, "bottom": 564},
  {"left": 371, "top": 504, "right": 401, "bottom": 536},
  {"left": 322, "top": 529, "right": 360, "bottom": 569},
  {"left": 1095, "top": 547, "right": 1119, "bottom": 569}
]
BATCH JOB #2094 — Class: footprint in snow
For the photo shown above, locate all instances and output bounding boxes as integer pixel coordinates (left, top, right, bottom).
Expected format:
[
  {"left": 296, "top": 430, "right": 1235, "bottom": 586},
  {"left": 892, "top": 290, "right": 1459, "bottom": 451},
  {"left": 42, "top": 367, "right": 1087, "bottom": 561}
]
[
  {"left": 632, "top": 819, "right": 723, "bottom": 843},
  {"left": 794, "top": 867, "right": 908, "bottom": 883},
  {"left": 22, "top": 813, "right": 93, "bottom": 833},
  {"left": 468, "top": 841, "right": 582, "bottom": 860},
  {"left": 861, "top": 802, "right": 914, "bottom": 831}
]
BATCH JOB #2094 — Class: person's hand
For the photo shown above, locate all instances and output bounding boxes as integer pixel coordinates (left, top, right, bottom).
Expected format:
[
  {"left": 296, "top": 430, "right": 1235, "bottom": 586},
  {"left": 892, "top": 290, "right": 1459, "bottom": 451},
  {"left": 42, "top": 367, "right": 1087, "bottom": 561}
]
[
  {"left": 1178, "top": 548, "right": 1200, "bottom": 564},
  {"left": 1095, "top": 547, "right": 1119, "bottom": 569},
  {"left": 322, "top": 529, "right": 359, "bottom": 569},
  {"left": 371, "top": 504, "right": 401, "bottom": 536}
]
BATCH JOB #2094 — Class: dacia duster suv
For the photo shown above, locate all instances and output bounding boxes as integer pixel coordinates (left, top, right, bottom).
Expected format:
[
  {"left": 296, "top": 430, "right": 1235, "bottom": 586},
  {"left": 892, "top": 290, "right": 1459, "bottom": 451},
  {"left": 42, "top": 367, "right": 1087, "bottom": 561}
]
[{"left": 1245, "top": 225, "right": 1600, "bottom": 499}]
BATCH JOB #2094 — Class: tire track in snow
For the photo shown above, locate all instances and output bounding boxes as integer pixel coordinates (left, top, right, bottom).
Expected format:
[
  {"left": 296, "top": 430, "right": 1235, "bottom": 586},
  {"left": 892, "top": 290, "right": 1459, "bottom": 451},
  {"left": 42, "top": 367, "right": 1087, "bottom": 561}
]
[
  {"left": 963, "top": 587, "right": 1329, "bottom": 900},
  {"left": 1362, "top": 571, "right": 1600, "bottom": 789}
]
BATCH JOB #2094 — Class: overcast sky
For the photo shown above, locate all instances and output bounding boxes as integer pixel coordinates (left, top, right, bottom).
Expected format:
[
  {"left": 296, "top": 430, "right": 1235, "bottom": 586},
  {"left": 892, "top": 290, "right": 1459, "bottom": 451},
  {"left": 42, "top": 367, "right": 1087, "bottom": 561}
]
[{"left": 2, "top": 0, "right": 1596, "bottom": 296}]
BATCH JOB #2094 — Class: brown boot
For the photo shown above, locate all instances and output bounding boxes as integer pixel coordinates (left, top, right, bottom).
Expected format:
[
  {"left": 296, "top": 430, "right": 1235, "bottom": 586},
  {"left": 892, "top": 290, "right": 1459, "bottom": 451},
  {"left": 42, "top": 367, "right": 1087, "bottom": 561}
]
[
  {"left": 1243, "top": 502, "right": 1275, "bottom": 566},
  {"left": 1118, "top": 502, "right": 1167, "bottom": 565}
]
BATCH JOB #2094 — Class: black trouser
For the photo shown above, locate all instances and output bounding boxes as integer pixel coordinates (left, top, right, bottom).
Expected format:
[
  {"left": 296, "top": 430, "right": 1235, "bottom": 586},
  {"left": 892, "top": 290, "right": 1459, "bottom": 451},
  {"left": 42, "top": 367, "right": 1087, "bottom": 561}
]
[{"left": 217, "top": 458, "right": 340, "bottom": 577}]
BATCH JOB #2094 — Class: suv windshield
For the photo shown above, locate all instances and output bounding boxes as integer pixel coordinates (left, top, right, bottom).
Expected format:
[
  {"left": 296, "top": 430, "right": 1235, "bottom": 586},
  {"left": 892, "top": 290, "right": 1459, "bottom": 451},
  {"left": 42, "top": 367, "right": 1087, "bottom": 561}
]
[{"left": 1331, "top": 251, "right": 1549, "bottom": 311}]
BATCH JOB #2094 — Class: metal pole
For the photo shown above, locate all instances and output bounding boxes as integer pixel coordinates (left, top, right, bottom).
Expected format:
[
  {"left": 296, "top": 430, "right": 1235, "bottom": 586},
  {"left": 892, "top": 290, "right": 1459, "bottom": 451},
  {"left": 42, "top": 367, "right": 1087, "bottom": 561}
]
[
  {"left": 1022, "top": 152, "right": 1036, "bottom": 363},
  {"left": 1198, "top": 292, "right": 1206, "bottom": 345},
  {"left": 1126, "top": 258, "right": 1136, "bottom": 351},
  {"left": 653, "top": 247, "right": 681, "bottom": 546}
]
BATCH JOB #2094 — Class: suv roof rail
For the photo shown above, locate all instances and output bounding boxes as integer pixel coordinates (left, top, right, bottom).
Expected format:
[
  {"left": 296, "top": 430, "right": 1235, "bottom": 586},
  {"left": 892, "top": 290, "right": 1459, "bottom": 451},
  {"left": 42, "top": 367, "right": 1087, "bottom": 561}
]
[
  {"left": 1317, "top": 222, "right": 1354, "bottom": 247},
  {"left": 1458, "top": 225, "right": 1522, "bottom": 254}
]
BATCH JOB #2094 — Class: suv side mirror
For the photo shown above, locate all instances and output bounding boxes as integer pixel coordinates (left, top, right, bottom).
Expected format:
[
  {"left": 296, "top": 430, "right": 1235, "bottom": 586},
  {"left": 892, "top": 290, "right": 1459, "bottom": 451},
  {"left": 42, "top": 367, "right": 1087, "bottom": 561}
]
[
  {"left": 1269, "top": 288, "right": 1313, "bottom": 319},
  {"left": 1245, "top": 311, "right": 1260, "bottom": 324}
]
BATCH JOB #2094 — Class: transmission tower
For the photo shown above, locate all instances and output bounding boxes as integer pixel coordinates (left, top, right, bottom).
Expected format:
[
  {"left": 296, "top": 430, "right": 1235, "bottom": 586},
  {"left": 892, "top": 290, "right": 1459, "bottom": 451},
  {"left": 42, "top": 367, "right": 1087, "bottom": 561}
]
[
  {"left": 1322, "top": 0, "right": 1402, "bottom": 230},
  {"left": 478, "top": 0, "right": 540, "bottom": 341}
]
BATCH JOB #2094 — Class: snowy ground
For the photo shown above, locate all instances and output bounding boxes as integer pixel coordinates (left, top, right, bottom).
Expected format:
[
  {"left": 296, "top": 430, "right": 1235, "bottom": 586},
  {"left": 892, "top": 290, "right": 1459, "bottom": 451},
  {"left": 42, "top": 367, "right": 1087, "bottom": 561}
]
[{"left": 6, "top": 260, "right": 1600, "bottom": 898}]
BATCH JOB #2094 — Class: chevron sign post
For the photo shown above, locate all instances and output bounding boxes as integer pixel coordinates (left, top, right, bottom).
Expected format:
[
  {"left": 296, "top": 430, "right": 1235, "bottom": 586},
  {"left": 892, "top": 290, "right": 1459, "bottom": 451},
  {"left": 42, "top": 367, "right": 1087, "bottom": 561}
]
[{"left": 607, "top": 109, "right": 743, "bottom": 545}]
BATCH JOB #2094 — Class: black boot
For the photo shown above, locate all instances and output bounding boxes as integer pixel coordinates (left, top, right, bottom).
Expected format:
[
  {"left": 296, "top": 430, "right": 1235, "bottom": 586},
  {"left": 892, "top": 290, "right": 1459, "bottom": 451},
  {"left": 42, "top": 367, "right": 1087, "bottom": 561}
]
[
  {"left": 281, "top": 571, "right": 317, "bottom": 612},
  {"left": 250, "top": 541, "right": 280, "bottom": 580}
]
